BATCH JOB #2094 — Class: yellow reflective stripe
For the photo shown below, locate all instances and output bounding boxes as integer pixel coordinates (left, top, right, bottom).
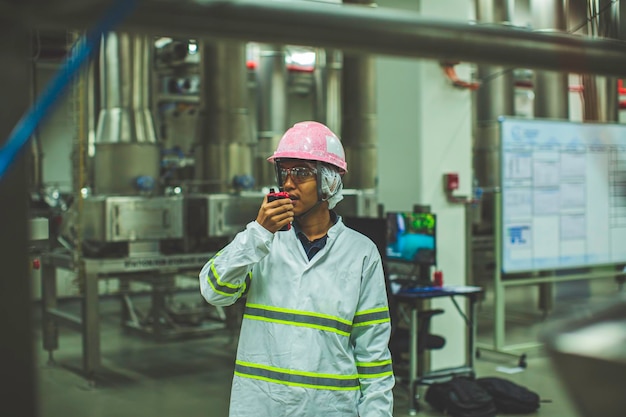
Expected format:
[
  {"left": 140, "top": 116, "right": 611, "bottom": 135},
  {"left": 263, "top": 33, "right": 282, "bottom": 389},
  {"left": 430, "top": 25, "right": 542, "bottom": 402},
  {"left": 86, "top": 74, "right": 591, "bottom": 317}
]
[
  {"left": 356, "top": 359, "right": 394, "bottom": 378},
  {"left": 353, "top": 307, "right": 390, "bottom": 327},
  {"left": 235, "top": 360, "right": 360, "bottom": 391},
  {"left": 355, "top": 306, "right": 388, "bottom": 316},
  {"left": 243, "top": 304, "right": 352, "bottom": 336},
  {"left": 246, "top": 303, "right": 352, "bottom": 325},
  {"left": 356, "top": 359, "right": 393, "bottom": 367},
  {"left": 208, "top": 253, "right": 244, "bottom": 289},
  {"left": 204, "top": 252, "right": 246, "bottom": 297},
  {"left": 242, "top": 271, "right": 252, "bottom": 295},
  {"left": 243, "top": 314, "right": 351, "bottom": 337}
]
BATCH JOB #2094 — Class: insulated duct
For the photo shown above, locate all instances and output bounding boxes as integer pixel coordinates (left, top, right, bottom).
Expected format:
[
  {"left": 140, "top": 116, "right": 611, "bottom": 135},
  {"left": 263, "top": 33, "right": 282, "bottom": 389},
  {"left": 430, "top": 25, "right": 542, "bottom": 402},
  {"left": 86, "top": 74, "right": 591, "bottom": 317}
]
[
  {"left": 94, "top": 32, "right": 160, "bottom": 195},
  {"left": 194, "top": 40, "right": 254, "bottom": 193},
  {"left": 96, "top": 32, "right": 157, "bottom": 144},
  {"left": 342, "top": 0, "right": 377, "bottom": 190},
  {"left": 256, "top": 44, "right": 287, "bottom": 188}
]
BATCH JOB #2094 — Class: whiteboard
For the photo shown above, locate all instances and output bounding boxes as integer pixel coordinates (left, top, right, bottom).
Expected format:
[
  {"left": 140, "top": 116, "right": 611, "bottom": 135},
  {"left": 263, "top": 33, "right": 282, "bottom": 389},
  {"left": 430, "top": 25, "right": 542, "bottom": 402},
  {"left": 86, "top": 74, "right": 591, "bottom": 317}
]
[{"left": 500, "top": 117, "right": 626, "bottom": 273}]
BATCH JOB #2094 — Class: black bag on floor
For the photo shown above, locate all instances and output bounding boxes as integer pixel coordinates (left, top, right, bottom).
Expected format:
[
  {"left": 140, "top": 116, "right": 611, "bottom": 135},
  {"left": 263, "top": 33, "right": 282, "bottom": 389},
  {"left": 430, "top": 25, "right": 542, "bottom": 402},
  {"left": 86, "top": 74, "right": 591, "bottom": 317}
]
[
  {"left": 476, "top": 377, "right": 540, "bottom": 414},
  {"left": 424, "top": 377, "right": 497, "bottom": 417}
]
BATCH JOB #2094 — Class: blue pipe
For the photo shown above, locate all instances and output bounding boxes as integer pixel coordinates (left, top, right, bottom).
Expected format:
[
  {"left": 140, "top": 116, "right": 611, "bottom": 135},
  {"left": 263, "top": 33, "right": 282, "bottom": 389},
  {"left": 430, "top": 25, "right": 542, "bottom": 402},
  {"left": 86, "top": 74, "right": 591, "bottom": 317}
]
[{"left": 0, "top": 0, "right": 137, "bottom": 181}]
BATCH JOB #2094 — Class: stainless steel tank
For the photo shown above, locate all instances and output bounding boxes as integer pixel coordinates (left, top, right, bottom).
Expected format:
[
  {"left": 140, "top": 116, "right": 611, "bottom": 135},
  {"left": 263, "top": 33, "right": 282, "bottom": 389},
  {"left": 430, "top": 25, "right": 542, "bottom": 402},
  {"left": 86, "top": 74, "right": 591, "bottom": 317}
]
[
  {"left": 93, "top": 142, "right": 160, "bottom": 195},
  {"left": 94, "top": 32, "right": 161, "bottom": 195}
]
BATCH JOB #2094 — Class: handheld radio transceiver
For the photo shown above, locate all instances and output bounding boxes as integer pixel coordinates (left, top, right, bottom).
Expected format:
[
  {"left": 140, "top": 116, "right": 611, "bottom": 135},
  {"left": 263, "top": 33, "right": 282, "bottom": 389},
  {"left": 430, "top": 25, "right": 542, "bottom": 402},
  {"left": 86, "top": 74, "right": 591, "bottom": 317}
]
[{"left": 267, "top": 188, "right": 291, "bottom": 231}]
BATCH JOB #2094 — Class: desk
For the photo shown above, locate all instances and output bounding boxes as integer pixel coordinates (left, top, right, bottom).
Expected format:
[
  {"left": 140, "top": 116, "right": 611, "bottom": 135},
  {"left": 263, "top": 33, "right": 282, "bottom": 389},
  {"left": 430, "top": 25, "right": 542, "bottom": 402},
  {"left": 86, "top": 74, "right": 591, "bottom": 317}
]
[{"left": 393, "top": 285, "right": 484, "bottom": 415}]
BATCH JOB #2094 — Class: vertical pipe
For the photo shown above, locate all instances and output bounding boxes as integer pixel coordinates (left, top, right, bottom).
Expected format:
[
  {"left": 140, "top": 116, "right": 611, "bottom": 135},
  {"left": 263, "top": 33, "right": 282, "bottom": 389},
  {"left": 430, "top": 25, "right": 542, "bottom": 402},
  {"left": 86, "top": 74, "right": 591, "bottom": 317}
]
[
  {"left": 531, "top": 0, "right": 569, "bottom": 120},
  {"left": 494, "top": 189, "right": 505, "bottom": 349},
  {"left": 30, "top": 43, "right": 44, "bottom": 193},
  {"left": 71, "top": 31, "right": 88, "bottom": 298},
  {"left": 531, "top": 0, "right": 568, "bottom": 315},
  {"left": 474, "top": 0, "right": 515, "bottom": 231},
  {"left": 474, "top": 0, "right": 516, "bottom": 352},
  {"left": 0, "top": 20, "right": 37, "bottom": 417},
  {"left": 342, "top": 0, "right": 378, "bottom": 190},
  {"left": 599, "top": 0, "right": 619, "bottom": 122},
  {"left": 256, "top": 44, "right": 287, "bottom": 187},
  {"left": 621, "top": 0, "right": 626, "bottom": 42},
  {"left": 83, "top": 271, "right": 101, "bottom": 377},
  {"left": 314, "top": 48, "right": 342, "bottom": 135},
  {"left": 195, "top": 40, "right": 253, "bottom": 193}
]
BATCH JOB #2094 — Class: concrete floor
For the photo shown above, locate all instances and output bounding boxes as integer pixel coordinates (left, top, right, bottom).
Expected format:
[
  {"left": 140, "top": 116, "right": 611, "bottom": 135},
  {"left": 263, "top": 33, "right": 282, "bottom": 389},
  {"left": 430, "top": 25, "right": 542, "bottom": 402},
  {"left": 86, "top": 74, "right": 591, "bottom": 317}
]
[{"left": 34, "top": 279, "right": 623, "bottom": 417}]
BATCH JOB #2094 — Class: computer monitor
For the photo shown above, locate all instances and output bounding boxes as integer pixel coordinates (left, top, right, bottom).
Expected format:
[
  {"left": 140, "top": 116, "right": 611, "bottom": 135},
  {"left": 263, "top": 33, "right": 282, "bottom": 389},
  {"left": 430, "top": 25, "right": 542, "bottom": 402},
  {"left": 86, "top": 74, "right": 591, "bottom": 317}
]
[{"left": 385, "top": 212, "right": 437, "bottom": 266}]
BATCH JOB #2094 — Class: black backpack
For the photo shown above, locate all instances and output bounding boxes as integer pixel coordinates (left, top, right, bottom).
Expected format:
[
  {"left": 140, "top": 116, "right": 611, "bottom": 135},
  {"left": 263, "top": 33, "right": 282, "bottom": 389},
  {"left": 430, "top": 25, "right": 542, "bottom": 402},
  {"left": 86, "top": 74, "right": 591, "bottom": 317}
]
[
  {"left": 476, "top": 377, "right": 541, "bottom": 414},
  {"left": 424, "top": 377, "right": 497, "bottom": 417}
]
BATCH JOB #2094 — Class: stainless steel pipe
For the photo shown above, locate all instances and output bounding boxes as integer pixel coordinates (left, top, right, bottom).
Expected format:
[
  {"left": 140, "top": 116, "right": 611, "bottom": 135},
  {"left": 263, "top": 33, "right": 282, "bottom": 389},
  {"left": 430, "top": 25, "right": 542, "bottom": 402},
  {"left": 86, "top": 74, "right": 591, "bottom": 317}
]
[
  {"left": 256, "top": 44, "right": 287, "bottom": 188},
  {"left": 342, "top": 0, "right": 377, "bottom": 190},
  {"left": 15, "top": 0, "right": 626, "bottom": 77}
]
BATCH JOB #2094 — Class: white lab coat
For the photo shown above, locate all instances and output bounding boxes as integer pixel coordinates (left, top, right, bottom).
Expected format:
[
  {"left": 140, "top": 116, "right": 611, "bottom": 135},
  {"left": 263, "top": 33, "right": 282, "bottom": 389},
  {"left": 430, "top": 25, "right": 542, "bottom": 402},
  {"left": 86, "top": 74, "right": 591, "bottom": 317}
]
[{"left": 199, "top": 217, "right": 395, "bottom": 417}]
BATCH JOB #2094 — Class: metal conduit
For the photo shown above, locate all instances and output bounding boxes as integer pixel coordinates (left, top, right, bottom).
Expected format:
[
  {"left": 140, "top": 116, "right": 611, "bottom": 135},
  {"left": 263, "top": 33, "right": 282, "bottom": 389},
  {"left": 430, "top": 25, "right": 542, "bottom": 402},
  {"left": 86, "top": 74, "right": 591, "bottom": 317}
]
[{"left": 16, "top": 0, "right": 626, "bottom": 77}]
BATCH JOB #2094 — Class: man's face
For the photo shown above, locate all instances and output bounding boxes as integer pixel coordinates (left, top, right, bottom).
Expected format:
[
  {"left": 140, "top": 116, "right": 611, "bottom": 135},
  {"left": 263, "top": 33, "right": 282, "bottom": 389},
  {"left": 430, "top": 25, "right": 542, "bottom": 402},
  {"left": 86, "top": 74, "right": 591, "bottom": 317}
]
[{"left": 277, "top": 160, "right": 318, "bottom": 216}]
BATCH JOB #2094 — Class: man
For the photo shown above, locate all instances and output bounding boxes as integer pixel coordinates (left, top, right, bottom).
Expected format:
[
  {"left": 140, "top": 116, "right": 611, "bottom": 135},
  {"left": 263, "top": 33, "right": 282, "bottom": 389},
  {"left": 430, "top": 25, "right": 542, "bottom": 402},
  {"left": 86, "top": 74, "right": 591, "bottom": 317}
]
[{"left": 199, "top": 121, "right": 394, "bottom": 417}]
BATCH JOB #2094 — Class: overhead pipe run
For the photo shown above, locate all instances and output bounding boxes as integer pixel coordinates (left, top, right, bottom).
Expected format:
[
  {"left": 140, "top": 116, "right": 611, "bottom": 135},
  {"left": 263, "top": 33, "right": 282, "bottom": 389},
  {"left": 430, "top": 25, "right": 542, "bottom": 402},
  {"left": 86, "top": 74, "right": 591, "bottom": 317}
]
[{"left": 14, "top": 0, "right": 626, "bottom": 78}]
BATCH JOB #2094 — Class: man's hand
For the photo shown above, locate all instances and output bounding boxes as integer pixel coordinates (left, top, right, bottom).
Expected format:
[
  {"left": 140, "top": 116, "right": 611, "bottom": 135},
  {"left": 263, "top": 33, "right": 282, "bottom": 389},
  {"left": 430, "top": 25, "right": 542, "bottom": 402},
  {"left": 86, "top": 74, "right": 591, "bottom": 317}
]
[{"left": 256, "top": 195, "right": 294, "bottom": 233}]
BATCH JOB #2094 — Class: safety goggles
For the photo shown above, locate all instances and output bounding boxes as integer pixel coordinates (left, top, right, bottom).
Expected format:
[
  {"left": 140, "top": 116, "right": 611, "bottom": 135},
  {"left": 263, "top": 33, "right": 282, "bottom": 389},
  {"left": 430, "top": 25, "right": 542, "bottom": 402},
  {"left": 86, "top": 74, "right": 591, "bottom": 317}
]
[{"left": 278, "top": 166, "right": 317, "bottom": 184}]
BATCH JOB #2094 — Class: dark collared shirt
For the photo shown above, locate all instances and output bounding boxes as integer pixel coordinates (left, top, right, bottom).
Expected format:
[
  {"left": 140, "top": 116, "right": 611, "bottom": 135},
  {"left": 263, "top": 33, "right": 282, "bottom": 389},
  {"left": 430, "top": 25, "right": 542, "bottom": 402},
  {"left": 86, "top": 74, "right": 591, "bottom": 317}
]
[{"left": 293, "top": 211, "right": 338, "bottom": 261}]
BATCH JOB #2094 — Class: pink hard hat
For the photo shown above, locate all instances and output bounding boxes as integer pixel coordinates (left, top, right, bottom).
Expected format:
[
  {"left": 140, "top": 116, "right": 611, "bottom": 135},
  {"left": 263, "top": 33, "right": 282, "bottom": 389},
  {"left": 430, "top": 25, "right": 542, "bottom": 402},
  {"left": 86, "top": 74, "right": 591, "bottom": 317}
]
[{"left": 267, "top": 121, "right": 348, "bottom": 173}]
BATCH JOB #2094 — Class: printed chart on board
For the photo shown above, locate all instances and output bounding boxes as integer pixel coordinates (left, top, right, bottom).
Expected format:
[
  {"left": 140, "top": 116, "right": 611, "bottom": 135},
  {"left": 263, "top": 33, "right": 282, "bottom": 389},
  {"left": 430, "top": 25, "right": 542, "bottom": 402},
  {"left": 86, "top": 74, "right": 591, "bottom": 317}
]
[{"left": 500, "top": 117, "right": 626, "bottom": 273}]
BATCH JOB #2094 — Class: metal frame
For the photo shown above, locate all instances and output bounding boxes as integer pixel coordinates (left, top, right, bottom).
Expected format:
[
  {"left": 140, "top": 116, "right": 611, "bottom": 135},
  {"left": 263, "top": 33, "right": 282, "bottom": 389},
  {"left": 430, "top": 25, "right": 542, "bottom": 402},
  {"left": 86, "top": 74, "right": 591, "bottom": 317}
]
[{"left": 41, "top": 250, "right": 218, "bottom": 380}]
